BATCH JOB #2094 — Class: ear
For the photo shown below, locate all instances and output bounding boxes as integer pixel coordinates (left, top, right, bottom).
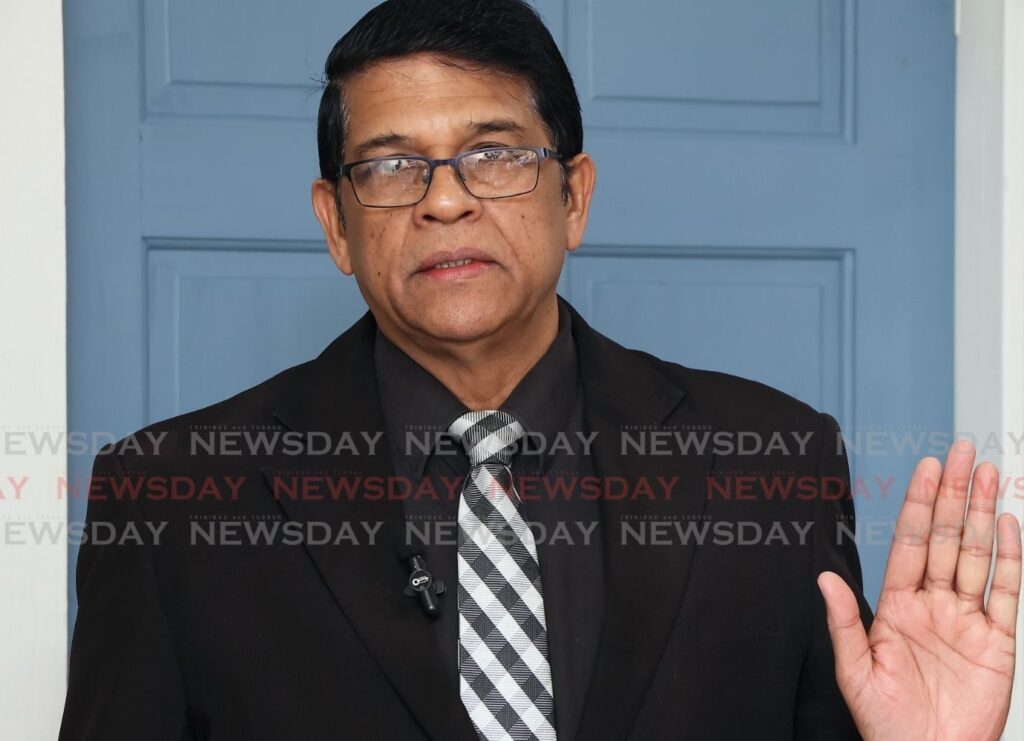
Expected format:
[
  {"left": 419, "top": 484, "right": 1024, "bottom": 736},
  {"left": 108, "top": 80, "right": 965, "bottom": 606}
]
[
  {"left": 563, "top": 153, "right": 596, "bottom": 253},
  {"left": 312, "top": 178, "right": 354, "bottom": 275}
]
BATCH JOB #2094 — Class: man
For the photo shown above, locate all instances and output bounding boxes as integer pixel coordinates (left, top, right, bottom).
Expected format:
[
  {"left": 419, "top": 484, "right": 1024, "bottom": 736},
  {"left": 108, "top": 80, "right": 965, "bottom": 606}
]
[{"left": 60, "top": 1, "right": 1020, "bottom": 739}]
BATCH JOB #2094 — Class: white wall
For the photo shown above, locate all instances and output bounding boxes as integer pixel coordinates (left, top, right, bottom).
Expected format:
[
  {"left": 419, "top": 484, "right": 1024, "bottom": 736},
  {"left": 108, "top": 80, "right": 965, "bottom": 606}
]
[
  {"left": 955, "top": 0, "right": 1024, "bottom": 737},
  {"left": 0, "top": 1, "right": 69, "bottom": 739}
]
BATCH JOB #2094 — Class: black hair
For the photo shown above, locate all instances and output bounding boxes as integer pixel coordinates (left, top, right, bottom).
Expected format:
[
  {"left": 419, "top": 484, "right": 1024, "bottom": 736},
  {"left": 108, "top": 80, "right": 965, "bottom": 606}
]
[{"left": 316, "top": 0, "right": 583, "bottom": 195}]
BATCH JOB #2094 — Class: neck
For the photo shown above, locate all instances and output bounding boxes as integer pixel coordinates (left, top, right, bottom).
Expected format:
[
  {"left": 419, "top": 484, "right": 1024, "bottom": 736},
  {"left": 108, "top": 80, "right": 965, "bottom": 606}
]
[{"left": 378, "top": 298, "right": 560, "bottom": 410}]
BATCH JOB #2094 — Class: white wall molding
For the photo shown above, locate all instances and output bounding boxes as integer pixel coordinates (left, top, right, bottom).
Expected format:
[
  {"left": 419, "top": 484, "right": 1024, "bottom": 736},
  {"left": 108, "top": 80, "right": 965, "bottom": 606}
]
[
  {"left": 0, "top": 0, "right": 68, "bottom": 738},
  {"left": 955, "top": 0, "right": 1024, "bottom": 736}
]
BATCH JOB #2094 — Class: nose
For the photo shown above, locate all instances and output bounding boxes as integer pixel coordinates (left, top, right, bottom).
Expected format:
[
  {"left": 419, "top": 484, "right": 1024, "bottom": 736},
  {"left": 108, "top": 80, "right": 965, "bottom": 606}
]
[{"left": 413, "top": 161, "right": 482, "bottom": 225}]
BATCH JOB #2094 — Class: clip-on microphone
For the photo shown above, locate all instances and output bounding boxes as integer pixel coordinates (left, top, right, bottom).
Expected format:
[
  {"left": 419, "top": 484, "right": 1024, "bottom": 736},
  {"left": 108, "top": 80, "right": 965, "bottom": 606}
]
[{"left": 395, "top": 539, "right": 446, "bottom": 619}]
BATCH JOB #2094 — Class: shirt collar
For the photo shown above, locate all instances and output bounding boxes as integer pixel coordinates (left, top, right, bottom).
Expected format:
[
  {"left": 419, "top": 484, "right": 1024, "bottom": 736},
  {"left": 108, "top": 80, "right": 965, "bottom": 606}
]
[{"left": 374, "top": 298, "right": 579, "bottom": 478}]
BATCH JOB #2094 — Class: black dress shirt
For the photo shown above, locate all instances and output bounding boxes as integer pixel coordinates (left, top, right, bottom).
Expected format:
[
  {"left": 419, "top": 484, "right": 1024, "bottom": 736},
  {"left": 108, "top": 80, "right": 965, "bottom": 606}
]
[{"left": 374, "top": 299, "right": 603, "bottom": 741}]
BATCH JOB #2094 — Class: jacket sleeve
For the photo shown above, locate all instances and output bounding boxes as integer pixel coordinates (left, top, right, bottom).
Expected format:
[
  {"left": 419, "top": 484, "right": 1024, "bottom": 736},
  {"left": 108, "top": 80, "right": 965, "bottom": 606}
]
[
  {"left": 58, "top": 443, "right": 195, "bottom": 740},
  {"left": 793, "top": 413, "right": 873, "bottom": 740}
]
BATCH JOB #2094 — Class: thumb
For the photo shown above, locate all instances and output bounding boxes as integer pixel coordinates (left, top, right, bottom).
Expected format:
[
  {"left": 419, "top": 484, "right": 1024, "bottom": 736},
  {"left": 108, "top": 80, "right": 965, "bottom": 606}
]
[{"left": 817, "top": 571, "right": 872, "bottom": 693}]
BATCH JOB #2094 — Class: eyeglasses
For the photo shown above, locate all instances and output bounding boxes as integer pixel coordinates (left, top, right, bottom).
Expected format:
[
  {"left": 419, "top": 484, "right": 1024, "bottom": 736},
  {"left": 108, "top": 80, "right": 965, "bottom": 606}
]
[{"left": 337, "top": 146, "right": 562, "bottom": 208}]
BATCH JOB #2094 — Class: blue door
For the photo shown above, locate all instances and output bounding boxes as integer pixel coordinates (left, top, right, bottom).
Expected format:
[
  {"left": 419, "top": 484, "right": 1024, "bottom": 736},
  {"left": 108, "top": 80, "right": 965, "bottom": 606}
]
[{"left": 66, "top": 0, "right": 954, "bottom": 619}]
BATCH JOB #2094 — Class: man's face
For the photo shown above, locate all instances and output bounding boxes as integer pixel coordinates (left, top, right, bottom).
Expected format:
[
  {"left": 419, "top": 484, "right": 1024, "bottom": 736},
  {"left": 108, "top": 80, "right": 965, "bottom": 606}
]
[{"left": 312, "top": 53, "right": 594, "bottom": 348}]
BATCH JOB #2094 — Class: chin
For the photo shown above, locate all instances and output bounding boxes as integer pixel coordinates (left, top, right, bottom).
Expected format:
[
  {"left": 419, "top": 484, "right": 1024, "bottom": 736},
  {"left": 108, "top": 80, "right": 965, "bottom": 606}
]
[{"left": 408, "top": 303, "right": 510, "bottom": 344}]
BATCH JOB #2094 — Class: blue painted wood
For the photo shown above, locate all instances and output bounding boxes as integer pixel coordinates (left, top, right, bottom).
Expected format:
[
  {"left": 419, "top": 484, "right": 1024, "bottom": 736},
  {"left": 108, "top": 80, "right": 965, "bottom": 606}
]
[
  {"left": 573, "top": 0, "right": 850, "bottom": 135},
  {"left": 566, "top": 246, "right": 850, "bottom": 416},
  {"left": 147, "top": 244, "right": 366, "bottom": 421},
  {"left": 67, "top": 0, "right": 954, "bottom": 626},
  {"left": 564, "top": 0, "right": 955, "bottom": 606}
]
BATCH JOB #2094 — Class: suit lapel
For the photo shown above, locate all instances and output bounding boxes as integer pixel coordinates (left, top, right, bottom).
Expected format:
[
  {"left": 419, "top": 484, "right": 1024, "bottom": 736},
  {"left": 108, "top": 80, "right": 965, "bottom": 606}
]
[
  {"left": 565, "top": 301, "right": 714, "bottom": 740},
  {"left": 258, "top": 313, "right": 479, "bottom": 741}
]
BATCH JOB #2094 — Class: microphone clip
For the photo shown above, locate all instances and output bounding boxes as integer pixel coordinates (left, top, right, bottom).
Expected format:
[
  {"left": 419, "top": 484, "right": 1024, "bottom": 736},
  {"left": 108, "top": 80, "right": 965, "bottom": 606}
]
[{"left": 402, "top": 553, "right": 446, "bottom": 619}]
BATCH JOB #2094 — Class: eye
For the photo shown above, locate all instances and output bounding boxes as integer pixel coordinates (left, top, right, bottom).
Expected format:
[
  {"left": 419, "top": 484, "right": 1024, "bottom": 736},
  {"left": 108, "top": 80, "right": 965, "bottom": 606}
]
[
  {"left": 365, "top": 158, "right": 422, "bottom": 179},
  {"left": 478, "top": 148, "right": 518, "bottom": 162},
  {"left": 387, "top": 158, "right": 419, "bottom": 173}
]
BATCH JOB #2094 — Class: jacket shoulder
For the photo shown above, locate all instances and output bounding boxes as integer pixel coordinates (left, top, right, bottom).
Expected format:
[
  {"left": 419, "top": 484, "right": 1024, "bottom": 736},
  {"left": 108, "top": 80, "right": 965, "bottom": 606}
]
[
  {"left": 630, "top": 346, "right": 829, "bottom": 431},
  {"left": 165, "top": 360, "right": 315, "bottom": 429},
  {"left": 568, "top": 301, "right": 829, "bottom": 431},
  {"left": 117, "top": 312, "right": 375, "bottom": 445}
]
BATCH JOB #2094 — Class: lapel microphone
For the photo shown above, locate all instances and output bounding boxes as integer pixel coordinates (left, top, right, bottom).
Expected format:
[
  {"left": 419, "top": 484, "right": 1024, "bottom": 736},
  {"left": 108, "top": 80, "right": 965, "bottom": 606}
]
[{"left": 395, "top": 539, "right": 446, "bottom": 619}]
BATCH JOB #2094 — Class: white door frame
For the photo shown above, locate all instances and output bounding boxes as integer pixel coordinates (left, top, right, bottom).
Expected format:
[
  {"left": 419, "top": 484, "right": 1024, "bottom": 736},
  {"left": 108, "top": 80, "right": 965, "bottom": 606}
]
[
  {"left": 956, "top": 0, "right": 1024, "bottom": 736},
  {"left": 0, "top": 1, "right": 68, "bottom": 739}
]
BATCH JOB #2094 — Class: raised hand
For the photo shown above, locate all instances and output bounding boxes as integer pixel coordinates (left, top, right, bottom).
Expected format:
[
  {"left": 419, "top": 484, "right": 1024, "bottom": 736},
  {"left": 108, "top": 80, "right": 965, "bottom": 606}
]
[{"left": 818, "top": 441, "right": 1022, "bottom": 741}]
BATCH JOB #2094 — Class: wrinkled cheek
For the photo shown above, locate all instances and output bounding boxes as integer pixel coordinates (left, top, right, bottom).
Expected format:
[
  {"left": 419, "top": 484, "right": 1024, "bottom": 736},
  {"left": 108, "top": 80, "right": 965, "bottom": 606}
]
[
  {"left": 370, "top": 219, "right": 390, "bottom": 243},
  {"left": 351, "top": 221, "right": 401, "bottom": 288}
]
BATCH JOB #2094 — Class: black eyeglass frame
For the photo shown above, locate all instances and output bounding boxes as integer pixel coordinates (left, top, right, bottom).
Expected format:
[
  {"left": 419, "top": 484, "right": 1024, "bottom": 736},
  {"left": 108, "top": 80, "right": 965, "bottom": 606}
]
[{"left": 335, "top": 146, "right": 563, "bottom": 207}]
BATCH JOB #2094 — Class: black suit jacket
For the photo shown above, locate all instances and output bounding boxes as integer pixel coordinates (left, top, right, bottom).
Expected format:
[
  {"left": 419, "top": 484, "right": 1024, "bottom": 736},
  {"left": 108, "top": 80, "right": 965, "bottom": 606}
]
[{"left": 60, "top": 300, "right": 871, "bottom": 740}]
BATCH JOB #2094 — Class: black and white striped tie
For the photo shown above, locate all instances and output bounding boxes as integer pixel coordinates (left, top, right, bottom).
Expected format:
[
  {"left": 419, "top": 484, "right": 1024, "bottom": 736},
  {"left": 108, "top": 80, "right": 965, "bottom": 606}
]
[{"left": 449, "top": 410, "right": 557, "bottom": 741}]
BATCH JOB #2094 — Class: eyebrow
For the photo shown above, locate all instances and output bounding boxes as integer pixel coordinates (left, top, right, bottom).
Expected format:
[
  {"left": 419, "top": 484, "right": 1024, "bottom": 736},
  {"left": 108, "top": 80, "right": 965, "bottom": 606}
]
[
  {"left": 349, "top": 118, "right": 529, "bottom": 161},
  {"left": 350, "top": 132, "right": 411, "bottom": 161},
  {"left": 466, "top": 118, "right": 527, "bottom": 138}
]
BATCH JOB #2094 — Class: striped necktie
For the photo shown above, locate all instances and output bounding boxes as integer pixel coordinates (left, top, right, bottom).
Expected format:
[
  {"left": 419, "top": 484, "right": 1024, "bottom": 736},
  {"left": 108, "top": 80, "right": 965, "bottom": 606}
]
[{"left": 448, "top": 410, "right": 557, "bottom": 741}]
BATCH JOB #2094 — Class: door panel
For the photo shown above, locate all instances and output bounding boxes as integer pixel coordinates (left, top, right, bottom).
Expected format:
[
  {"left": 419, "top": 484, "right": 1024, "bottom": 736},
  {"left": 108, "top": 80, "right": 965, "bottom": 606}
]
[
  {"left": 146, "top": 246, "right": 365, "bottom": 423},
  {"left": 562, "top": 0, "right": 953, "bottom": 607},
  {"left": 564, "top": 247, "right": 849, "bottom": 416}
]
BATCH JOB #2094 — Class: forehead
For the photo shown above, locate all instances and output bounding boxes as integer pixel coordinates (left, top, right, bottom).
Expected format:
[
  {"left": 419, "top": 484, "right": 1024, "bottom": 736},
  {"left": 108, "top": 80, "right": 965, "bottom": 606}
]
[{"left": 342, "top": 54, "right": 546, "bottom": 150}]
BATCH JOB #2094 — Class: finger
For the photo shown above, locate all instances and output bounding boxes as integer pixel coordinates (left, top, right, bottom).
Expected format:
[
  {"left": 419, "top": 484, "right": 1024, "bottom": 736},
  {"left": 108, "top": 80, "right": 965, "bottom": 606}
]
[
  {"left": 987, "top": 513, "right": 1022, "bottom": 637},
  {"left": 954, "top": 462, "right": 999, "bottom": 612},
  {"left": 925, "top": 440, "right": 976, "bottom": 591},
  {"left": 818, "top": 571, "right": 872, "bottom": 693},
  {"left": 880, "top": 456, "right": 942, "bottom": 593}
]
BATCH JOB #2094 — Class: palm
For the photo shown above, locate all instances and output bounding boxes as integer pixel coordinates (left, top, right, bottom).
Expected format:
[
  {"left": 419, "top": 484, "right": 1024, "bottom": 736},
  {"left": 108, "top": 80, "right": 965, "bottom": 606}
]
[{"left": 819, "top": 443, "right": 1021, "bottom": 741}]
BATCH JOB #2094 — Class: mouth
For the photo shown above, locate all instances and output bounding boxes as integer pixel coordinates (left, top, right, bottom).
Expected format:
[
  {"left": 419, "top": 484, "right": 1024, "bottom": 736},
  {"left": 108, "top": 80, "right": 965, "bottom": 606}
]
[
  {"left": 430, "top": 257, "right": 478, "bottom": 270},
  {"left": 415, "top": 249, "right": 497, "bottom": 280}
]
